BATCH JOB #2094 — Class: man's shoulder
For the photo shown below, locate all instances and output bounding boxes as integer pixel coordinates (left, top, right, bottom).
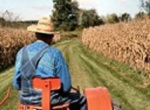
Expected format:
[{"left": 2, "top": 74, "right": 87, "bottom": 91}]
[
  {"left": 16, "top": 43, "right": 62, "bottom": 57},
  {"left": 47, "top": 47, "right": 62, "bottom": 55},
  {"left": 17, "top": 47, "right": 24, "bottom": 56},
  {"left": 43, "top": 47, "right": 62, "bottom": 61}
]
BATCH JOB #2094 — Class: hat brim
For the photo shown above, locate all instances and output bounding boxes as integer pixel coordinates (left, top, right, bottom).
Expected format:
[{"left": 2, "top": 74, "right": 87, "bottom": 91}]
[{"left": 27, "top": 25, "right": 59, "bottom": 34}]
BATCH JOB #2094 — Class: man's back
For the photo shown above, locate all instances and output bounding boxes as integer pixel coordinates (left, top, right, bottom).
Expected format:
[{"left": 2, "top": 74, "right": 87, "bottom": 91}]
[{"left": 13, "top": 40, "right": 71, "bottom": 99}]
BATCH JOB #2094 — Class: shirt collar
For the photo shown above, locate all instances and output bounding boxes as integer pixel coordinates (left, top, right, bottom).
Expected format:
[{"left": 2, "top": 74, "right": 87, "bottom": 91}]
[{"left": 35, "top": 40, "right": 50, "bottom": 46}]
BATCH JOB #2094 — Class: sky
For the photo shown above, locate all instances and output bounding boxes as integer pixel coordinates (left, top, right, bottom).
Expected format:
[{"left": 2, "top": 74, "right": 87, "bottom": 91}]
[{"left": 0, "top": 0, "right": 141, "bottom": 21}]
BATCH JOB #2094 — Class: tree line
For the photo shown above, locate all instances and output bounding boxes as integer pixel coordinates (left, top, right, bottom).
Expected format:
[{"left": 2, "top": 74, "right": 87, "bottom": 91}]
[
  {"left": 0, "top": 0, "right": 150, "bottom": 30},
  {"left": 0, "top": 10, "right": 38, "bottom": 28},
  {"left": 51, "top": 0, "right": 150, "bottom": 31}
]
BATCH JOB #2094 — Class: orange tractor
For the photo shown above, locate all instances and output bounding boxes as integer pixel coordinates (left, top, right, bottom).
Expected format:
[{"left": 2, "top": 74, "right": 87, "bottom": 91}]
[{"left": 17, "top": 77, "right": 120, "bottom": 110}]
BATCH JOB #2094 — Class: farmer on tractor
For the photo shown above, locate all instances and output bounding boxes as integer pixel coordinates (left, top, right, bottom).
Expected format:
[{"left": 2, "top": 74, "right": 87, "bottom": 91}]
[{"left": 13, "top": 17, "right": 87, "bottom": 110}]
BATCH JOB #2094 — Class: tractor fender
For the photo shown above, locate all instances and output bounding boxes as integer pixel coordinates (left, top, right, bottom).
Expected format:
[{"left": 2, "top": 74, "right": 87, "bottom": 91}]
[{"left": 84, "top": 87, "right": 112, "bottom": 110}]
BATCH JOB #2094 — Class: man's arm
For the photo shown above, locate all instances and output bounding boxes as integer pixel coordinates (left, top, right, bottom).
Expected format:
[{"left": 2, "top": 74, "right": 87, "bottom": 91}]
[
  {"left": 55, "top": 50, "right": 72, "bottom": 92},
  {"left": 13, "top": 50, "right": 22, "bottom": 90}
]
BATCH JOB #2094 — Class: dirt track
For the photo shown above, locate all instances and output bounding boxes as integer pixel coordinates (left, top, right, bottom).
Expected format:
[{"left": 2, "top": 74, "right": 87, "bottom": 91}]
[{"left": 0, "top": 39, "right": 150, "bottom": 110}]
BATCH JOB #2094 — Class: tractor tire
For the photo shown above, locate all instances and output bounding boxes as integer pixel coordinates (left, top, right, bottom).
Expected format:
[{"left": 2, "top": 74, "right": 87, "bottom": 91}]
[{"left": 112, "top": 100, "right": 122, "bottom": 110}]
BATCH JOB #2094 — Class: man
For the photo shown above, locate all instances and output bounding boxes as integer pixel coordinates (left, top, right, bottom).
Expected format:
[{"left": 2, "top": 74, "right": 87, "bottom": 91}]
[{"left": 13, "top": 17, "right": 87, "bottom": 110}]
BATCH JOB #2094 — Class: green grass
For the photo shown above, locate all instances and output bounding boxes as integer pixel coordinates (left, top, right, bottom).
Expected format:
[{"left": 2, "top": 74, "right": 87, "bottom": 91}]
[{"left": 0, "top": 39, "right": 150, "bottom": 110}]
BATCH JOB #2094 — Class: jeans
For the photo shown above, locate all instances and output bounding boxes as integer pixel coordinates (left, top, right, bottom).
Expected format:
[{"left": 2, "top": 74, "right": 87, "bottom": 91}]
[{"left": 51, "top": 91, "right": 87, "bottom": 110}]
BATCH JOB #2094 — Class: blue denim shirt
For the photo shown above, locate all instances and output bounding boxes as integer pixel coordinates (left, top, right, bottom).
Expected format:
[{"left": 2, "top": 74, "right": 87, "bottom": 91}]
[{"left": 13, "top": 40, "right": 71, "bottom": 92}]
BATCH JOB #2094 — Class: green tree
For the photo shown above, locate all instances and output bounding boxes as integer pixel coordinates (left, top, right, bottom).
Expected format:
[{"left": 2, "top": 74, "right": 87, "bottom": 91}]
[
  {"left": 80, "top": 9, "right": 104, "bottom": 28},
  {"left": 135, "top": 12, "right": 146, "bottom": 19},
  {"left": 52, "top": 0, "right": 79, "bottom": 31},
  {"left": 106, "top": 13, "right": 119, "bottom": 24},
  {"left": 141, "top": 0, "right": 150, "bottom": 14},
  {"left": 120, "top": 13, "right": 131, "bottom": 22},
  {"left": 0, "top": 17, "right": 5, "bottom": 26}
]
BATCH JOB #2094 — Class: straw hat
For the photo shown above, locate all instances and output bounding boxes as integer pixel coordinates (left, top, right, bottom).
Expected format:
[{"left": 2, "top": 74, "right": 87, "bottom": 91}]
[{"left": 27, "top": 17, "right": 56, "bottom": 34}]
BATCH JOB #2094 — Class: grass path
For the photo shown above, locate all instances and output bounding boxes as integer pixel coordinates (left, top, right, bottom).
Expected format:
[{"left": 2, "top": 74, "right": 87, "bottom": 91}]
[{"left": 0, "top": 39, "right": 150, "bottom": 110}]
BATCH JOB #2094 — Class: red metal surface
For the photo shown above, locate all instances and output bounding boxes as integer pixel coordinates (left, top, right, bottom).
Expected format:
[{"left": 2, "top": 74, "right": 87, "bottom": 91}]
[
  {"left": 18, "top": 77, "right": 69, "bottom": 110},
  {"left": 32, "top": 77, "right": 62, "bottom": 110},
  {"left": 18, "top": 103, "right": 41, "bottom": 110},
  {"left": 52, "top": 104, "right": 70, "bottom": 110},
  {"left": 0, "top": 87, "right": 11, "bottom": 107},
  {"left": 32, "top": 77, "right": 61, "bottom": 90},
  {"left": 84, "top": 87, "right": 112, "bottom": 110}
]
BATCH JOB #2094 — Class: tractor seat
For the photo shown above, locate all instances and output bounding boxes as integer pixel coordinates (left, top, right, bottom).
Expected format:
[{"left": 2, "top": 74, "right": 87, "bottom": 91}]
[{"left": 18, "top": 77, "right": 70, "bottom": 110}]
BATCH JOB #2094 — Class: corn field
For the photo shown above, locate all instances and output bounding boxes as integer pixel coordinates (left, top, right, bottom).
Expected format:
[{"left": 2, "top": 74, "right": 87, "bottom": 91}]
[
  {"left": 82, "top": 18, "right": 150, "bottom": 76},
  {"left": 0, "top": 27, "right": 61, "bottom": 71},
  {"left": 0, "top": 28, "right": 35, "bottom": 70}
]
